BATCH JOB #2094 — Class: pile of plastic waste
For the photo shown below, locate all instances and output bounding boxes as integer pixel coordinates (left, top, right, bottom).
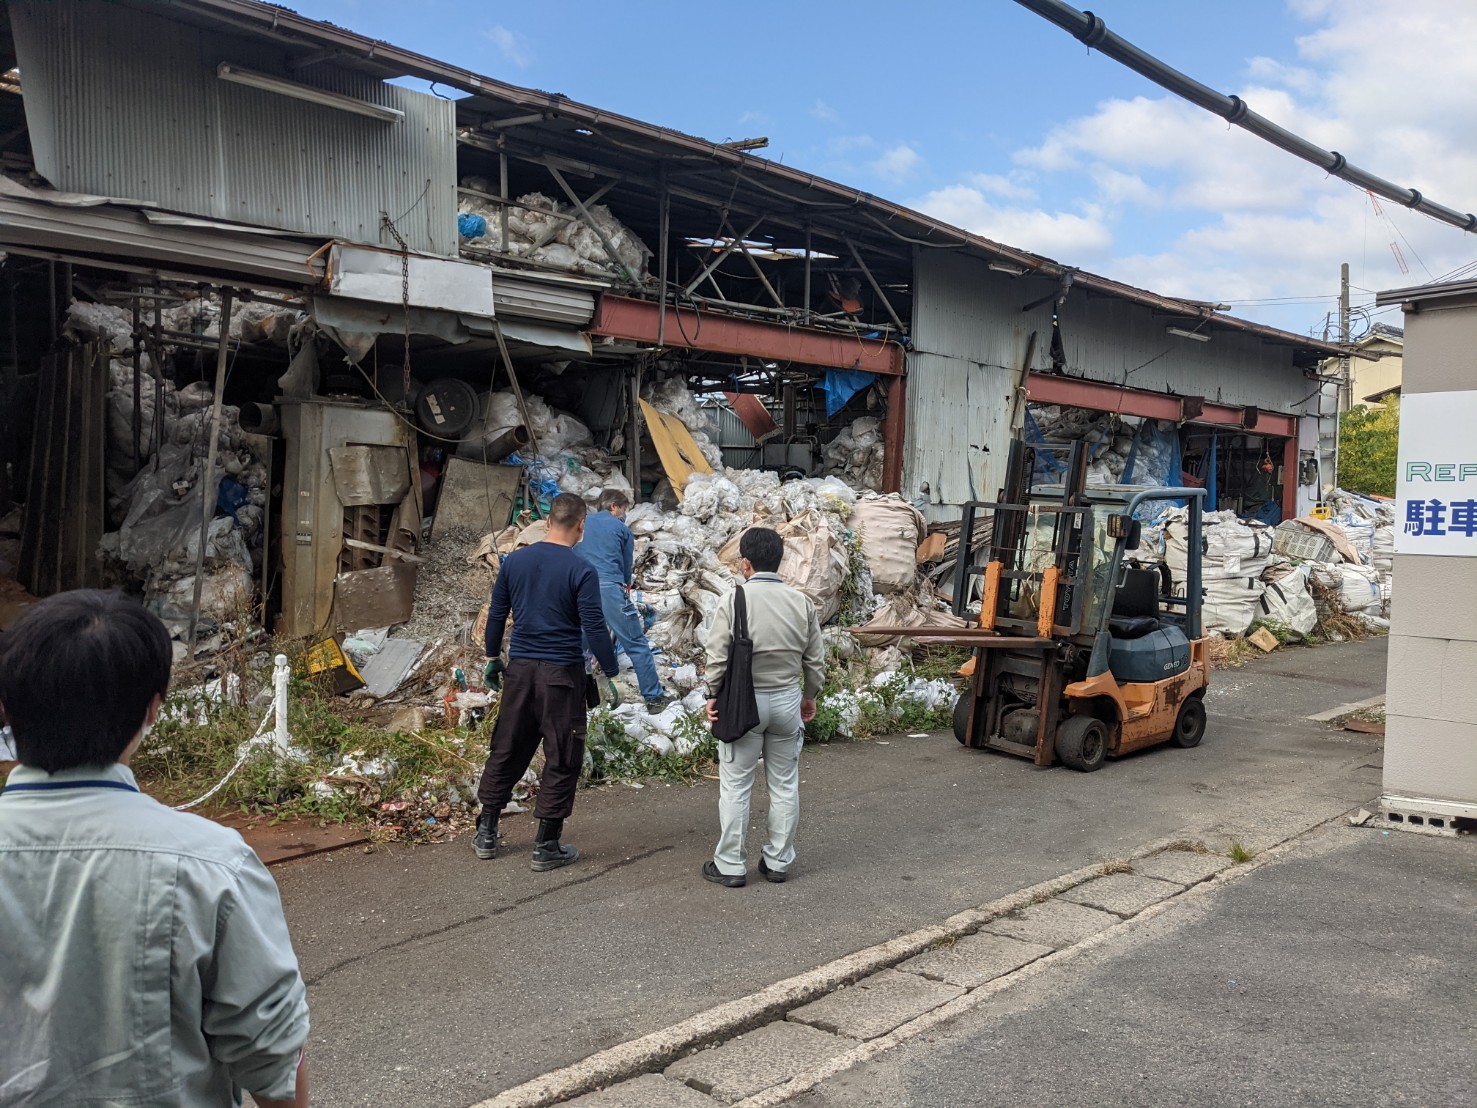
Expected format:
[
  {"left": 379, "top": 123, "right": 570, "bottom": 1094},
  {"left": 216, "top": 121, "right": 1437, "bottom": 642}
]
[{"left": 456, "top": 183, "right": 652, "bottom": 281}]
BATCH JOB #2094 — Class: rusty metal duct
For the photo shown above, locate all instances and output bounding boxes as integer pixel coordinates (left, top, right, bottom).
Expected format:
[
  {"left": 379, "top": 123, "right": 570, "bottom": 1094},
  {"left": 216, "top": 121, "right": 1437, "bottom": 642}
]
[{"left": 1012, "top": 0, "right": 1477, "bottom": 234}]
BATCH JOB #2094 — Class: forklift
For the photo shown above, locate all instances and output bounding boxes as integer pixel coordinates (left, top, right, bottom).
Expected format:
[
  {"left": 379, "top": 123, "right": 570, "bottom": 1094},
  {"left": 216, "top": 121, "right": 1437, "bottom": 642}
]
[{"left": 877, "top": 440, "right": 1209, "bottom": 771}]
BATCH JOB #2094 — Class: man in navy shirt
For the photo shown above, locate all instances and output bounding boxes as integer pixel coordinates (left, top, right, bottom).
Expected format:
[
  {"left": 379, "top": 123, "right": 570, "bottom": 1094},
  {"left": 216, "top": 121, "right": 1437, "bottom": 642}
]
[
  {"left": 576, "top": 489, "right": 670, "bottom": 711},
  {"left": 475, "top": 493, "right": 619, "bottom": 871}
]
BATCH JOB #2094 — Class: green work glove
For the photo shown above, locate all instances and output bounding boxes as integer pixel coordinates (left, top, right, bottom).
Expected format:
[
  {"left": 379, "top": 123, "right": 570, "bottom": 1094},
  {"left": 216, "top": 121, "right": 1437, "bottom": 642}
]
[
  {"left": 606, "top": 678, "right": 622, "bottom": 709},
  {"left": 484, "top": 658, "right": 505, "bottom": 691}
]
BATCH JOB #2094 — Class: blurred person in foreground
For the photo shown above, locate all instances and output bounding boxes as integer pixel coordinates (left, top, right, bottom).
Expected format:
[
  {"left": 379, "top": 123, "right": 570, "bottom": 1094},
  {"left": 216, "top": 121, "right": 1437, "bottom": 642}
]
[
  {"left": 0, "top": 589, "right": 309, "bottom": 1107},
  {"left": 702, "top": 526, "right": 825, "bottom": 887},
  {"left": 476, "top": 491, "right": 619, "bottom": 870},
  {"left": 576, "top": 488, "right": 671, "bottom": 712}
]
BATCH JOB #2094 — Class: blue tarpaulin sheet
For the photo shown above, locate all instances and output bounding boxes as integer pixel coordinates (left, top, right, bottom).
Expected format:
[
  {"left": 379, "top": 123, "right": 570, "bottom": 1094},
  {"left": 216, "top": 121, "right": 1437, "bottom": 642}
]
[{"left": 819, "top": 368, "right": 876, "bottom": 418}]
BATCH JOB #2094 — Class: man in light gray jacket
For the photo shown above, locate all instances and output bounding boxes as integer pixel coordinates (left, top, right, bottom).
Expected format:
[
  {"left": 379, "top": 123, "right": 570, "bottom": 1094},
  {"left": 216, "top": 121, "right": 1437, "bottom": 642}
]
[
  {"left": 0, "top": 591, "right": 309, "bottom": 1107},
  {"left": 703, "top": 526, "right": 826, "bottom": 887}
]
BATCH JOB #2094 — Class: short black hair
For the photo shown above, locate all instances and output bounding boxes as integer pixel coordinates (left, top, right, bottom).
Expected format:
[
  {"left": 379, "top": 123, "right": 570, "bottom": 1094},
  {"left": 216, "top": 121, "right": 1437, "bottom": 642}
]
[
  {"left": 739, "top": 527, "right": 784, "bottom": 573},
  {"left": 0, "top": 590, "right": 172, "bottom": 772},
  {"left": 547, "top": 491, "right": 588, "bottom": 530},
  {"left": 598, "top": 488, "right": 630, "bottom": 512}
]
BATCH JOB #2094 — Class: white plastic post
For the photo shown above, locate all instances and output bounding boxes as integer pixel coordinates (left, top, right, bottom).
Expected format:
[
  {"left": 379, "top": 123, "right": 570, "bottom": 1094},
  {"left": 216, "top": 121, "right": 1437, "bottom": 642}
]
[{"left": 272, "top": 653, "right": 292, "bottom": 757}]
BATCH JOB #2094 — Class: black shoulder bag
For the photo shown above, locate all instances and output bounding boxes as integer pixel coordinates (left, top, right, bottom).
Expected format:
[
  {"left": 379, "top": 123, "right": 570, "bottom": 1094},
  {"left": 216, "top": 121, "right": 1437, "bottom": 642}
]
[{"left": 712, "top": 586, "right": 762, "bottom": 743}]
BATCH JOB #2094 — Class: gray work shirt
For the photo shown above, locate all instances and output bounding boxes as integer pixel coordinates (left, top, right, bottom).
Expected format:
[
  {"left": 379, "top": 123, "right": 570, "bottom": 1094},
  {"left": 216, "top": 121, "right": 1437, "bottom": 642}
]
[{"left": 0, "top": 762, "right": 309, "bottom": 1106}]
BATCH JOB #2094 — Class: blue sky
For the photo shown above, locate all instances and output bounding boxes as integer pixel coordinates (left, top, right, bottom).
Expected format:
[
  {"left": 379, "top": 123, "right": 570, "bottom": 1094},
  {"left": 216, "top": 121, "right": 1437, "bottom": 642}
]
[{"left": 296, "top": 1, "right": 1477, "bottom": 337}]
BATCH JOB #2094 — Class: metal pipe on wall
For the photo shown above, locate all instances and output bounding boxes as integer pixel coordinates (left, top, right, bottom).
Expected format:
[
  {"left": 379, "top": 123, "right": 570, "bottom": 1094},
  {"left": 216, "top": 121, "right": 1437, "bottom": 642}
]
[{"left": 1012, "top": 0, "right": 1477, "bottom": 233}]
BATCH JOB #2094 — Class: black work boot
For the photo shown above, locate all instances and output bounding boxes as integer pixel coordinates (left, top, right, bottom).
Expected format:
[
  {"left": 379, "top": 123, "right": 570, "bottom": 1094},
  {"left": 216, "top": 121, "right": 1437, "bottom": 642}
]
[
  {"left": 530, "top": 817, "right": 578, "bottom": 872},
  {"left": 472, "top": 806, "right": 500, "bottom": 860}
]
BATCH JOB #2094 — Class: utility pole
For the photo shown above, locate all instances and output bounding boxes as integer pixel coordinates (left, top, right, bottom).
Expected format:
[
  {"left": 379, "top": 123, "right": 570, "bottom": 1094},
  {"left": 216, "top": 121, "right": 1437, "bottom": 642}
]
[{"left": 1330, "top": 262, "right": 1350, "bottom": 494}]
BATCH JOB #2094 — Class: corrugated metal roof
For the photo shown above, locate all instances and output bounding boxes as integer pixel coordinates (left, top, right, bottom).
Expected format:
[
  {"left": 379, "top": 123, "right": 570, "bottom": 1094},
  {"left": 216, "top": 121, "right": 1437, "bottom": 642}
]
[
  {"left": 0, "top": 191, "right": 326, "bottom": 288},
  {"left": 171, "top": 0, "right": 1356, "bottom": 362},
  {"left": 10, "top": 0, "right": 455, "bottom": 255}
]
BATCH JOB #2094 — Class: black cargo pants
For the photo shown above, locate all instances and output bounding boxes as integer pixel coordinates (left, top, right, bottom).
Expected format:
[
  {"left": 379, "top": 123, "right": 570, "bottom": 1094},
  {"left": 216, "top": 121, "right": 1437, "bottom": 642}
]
[{"left": 477, "top": 658, "right": 588, "bottom": 820}]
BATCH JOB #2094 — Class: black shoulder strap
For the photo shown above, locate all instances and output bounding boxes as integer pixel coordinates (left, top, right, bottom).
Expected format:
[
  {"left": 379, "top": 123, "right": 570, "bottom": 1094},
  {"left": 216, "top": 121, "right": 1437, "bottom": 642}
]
[{"left": 732, "top": 586, "right": 749, "bottom": 639}]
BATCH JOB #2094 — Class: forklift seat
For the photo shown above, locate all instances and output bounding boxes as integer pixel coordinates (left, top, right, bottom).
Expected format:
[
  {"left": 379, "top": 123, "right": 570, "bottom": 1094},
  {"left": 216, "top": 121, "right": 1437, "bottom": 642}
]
[{"left": 1110, "top": 568, "right": 1162, "bottom": 640}]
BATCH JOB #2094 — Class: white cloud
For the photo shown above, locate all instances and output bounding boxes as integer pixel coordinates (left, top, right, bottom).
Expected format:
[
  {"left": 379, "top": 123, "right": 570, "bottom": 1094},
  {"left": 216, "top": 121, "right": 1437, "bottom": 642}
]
[
  {"left": 485, "top": 25, "right": 532, "bottom": 69},
  {"left": 810, "top": 99, "right": 841, "bottom": 123},
  {"left": 923, "top": 0, "right": 1477, "bottom": 328},
  {"left": 737, "top": 110, "right": 770, "bottom": 128},
  {"left": 914, "top": 185, "right": 1113, "bottom": 261},
  {"left": 966, "top": 172, "right": 1038, "bottom": 202},
  {"left": 872, "top": 144, "right": 922, "bottom": 184}
]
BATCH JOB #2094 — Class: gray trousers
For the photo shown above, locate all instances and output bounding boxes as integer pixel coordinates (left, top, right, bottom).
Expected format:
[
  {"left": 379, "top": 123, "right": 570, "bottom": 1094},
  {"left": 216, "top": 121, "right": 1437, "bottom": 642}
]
[{"left": 714, "top": 685, "right": 803, "bottom": 876}]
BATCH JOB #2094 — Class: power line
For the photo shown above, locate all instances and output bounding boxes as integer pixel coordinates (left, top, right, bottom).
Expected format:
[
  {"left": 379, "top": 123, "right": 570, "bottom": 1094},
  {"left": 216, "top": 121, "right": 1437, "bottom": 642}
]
[{"left": 1014, "top": 0, "right": 1477, "bottom": 234}]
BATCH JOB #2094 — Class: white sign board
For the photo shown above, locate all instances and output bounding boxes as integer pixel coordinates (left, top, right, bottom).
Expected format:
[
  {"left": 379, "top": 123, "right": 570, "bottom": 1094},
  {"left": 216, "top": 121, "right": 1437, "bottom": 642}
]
[
  {"left": 1393, "top": 390, "right": 1477, "bottom": 556},
  {"left": 329, "top": 243, "right": 495, "bottom": 318}
]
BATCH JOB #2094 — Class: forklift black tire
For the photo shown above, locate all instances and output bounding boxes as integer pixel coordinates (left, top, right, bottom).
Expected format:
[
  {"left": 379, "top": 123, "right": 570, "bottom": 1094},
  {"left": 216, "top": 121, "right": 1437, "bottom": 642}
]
[
  {"left": 953, "top": 695, "right": 970, "bottom": 745},
  {"left": 1172, "top": 695, "right": 1207, "bottom": 748},
  {"left": 1055, "top": 715, "right": 1108, "bottom": 772}
]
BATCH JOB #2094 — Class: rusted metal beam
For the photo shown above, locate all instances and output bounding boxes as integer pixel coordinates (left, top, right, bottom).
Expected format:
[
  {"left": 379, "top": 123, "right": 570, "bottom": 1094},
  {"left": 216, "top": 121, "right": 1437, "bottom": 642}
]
[
  {"left": 1024, "top": 372, "right": 1298, "bottom": 437},
  {"left": 590, "top": 295, "right": 905, "bottom": 376},
  {"left": 882, "top": 373, "right": 907, "bottom": 490}
]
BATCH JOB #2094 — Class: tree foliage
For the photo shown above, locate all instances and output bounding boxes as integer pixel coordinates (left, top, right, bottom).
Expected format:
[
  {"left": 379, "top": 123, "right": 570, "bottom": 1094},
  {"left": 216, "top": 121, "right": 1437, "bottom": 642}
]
[{"left": 1339, "top": 399, "right": 1399, "bottom": 497}]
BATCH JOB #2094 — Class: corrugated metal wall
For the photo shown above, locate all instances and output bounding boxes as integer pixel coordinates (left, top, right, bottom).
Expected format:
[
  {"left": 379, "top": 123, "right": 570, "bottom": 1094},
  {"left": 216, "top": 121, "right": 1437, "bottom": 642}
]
[
  {"left": 905, "top": 251, "right": 1042, "bottom": 520},
  {"left": 906, "top": 249, "right": 1317, "bottom": 519},
  {"left": 11, "top": 0, "right": 456, "bottom": 256}
]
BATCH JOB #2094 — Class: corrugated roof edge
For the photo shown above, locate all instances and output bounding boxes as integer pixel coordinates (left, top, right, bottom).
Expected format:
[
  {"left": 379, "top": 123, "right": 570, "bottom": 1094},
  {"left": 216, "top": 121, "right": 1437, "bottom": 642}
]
[
  {"left": 180, "top": 0, "right": 1353, "bottom": 360},
  {"left": 1375, "top": 279, "right": 1477, "bottom": 307}
]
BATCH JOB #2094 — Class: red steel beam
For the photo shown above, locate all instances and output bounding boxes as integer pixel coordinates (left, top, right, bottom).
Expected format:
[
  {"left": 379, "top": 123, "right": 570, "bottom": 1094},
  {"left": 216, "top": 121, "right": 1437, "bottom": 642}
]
[
  {"left": 591, "top": 295, "right": 905, "bottom": 376},
  {"left": 882, "top": 374, "right": 907, "bottom": 493},
  {"left": 1025, "top": 372, "right": 1298, "bottom": 438}
]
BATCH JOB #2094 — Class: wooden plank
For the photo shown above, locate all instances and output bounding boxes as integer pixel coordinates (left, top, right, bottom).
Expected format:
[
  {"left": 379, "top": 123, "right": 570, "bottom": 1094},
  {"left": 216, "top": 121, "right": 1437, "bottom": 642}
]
[{"left": 638, "top": 398, "right": 713, "bottom": 500}]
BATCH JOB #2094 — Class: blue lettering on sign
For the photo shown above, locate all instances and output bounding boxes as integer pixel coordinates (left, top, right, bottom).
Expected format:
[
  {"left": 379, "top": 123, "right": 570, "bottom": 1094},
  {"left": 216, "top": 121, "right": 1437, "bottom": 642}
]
[{"left": 1405, "top": 498, "right": 1477, "bottom": 538}]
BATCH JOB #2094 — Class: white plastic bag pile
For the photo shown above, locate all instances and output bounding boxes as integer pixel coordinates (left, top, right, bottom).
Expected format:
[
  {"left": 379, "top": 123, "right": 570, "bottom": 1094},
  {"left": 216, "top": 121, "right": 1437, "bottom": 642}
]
[
  {"left": 823, "top": 416, "right": 885, "bottom": 491},
  {"left": 1165, "top": 509, "right": 1273, "bottom": 635},
  {"left": 457, "top": 183, "right": 652, "bottom": 280},
  {"left": 812, "top": 671, "right": 960, "bottom": 738},
  {"left": 458, "top": 387, "right": 634, "bottom": 504},
  {"left": 63, "top": 296, "right": 272, "bottom": 646},
  {"left": 1028, "top": 404, "right": 1141, "bottom": 485}
]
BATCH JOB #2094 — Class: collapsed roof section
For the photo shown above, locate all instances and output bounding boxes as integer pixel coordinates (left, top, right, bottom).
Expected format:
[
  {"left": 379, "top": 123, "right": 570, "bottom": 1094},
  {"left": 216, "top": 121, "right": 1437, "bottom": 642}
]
[{"left": 119, "top": 0, "right": 1352, "bottom": 365}]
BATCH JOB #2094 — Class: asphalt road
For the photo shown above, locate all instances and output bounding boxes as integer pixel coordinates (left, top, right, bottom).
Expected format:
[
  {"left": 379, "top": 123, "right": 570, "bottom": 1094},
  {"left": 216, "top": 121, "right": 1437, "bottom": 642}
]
[
  {"left": 273, "top": 637, "right": 1390, "bottom": 1107},
  {"left": 796, "top": 822, "right": 1477, "bottom": 1108}
]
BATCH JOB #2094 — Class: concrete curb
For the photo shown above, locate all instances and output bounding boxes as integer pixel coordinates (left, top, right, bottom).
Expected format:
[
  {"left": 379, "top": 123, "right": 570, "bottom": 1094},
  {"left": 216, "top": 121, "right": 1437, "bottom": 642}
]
[
  {"left": 468, "top": 831, "right": 1199, "bottom": 1108},
  {"left": 1306, "top": 693, "right": 1386, "bottom": 722},
  {"left": 729, "top": 813, "right": 1345, "bottom": 1107}
]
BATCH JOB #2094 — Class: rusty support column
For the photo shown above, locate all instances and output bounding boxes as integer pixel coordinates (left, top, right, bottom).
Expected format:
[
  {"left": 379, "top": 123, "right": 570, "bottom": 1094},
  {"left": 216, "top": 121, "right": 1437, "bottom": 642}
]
[
  {"left": 131, "top": 295, "right": 143, "bottom": 468},
  {"left": 151, "top": 291, "right": 165, "bottom": 455},
  {"left": 657, "top": 165, "right": 669, "bottom": 347},
  {"left": 187, "top": 288, "right": 234, "bottom": 657},
  {"left": 882, "top": 372, "right": 907, "bottom": 494},
  {"left": 498, "top": 150, "right": 510, "bottom": 254},
  {"left": 630, "top": 360, "right": 644, "bottom": 501},
  {"left": 1281, "top": 432, "right": 1299, "bottom": 522},
  {"left": 802, "top": 224, "right": 812, "bottom": 324}
]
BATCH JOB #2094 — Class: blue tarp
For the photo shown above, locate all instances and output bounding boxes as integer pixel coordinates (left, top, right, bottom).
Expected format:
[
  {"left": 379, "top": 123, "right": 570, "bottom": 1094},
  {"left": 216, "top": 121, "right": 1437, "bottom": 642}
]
[{"left": 819, "top": 368, "right": 876, "bottom": 418}]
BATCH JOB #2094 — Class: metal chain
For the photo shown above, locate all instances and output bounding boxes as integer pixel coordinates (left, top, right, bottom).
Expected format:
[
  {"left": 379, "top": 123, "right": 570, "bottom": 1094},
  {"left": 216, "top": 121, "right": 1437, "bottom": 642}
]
[{"left": 381, "top": 213, "right": 413, "bottom": 398}]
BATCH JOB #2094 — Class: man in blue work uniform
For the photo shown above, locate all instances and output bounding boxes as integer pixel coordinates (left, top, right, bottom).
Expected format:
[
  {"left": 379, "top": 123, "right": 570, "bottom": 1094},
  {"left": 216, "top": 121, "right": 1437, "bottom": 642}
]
[
  {"left": 576, "top": 489, "right": 670, "bottom": 712},
  {"left": 475, "top": 492, "right": 621, "bottom": 871},
  {"left": 0, "top": 591, "right": 310, "bottom": 1106}
]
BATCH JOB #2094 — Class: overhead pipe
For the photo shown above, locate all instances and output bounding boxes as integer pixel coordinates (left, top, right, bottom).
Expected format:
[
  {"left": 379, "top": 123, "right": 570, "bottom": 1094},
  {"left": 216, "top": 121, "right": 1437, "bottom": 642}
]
[{"left": 1012, "top": 0, "right": 1477, "bottom": 234}]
